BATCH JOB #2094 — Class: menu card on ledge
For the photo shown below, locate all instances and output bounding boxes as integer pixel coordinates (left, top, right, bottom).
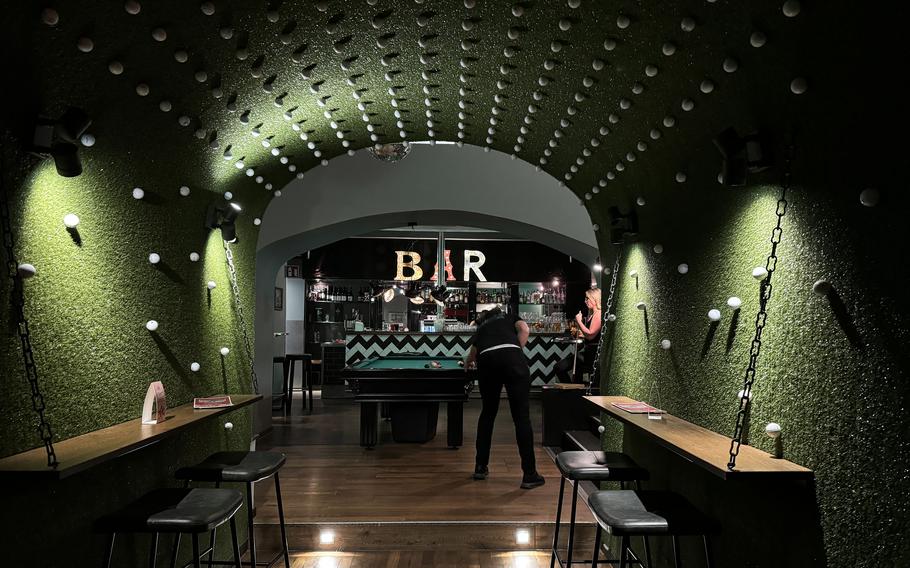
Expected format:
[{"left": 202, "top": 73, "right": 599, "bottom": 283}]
[
  {"left": 193, "top": 396, "right": 233, "bottom": 409},
  {"left": 611, "top": 401, "right": 665, "bottom": 414}
]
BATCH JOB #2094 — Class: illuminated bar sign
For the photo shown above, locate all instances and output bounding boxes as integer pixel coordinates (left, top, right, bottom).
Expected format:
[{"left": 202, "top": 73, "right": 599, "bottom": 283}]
[
  {"left": 394, "top": 249, "right": 486, "bottom": 281},
  {"left": 297, "top": 238, "right": 586, "bottom": 284}
]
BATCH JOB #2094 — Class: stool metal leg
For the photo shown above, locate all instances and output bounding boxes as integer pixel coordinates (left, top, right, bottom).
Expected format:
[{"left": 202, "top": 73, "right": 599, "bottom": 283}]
[
  {"left": 619, "top": 536, "right": 630, "bottom": 568},
  {"left": 281, "top": 359, "right": 288, "bottom": 414},
  {"left": 149, "top": 532, "right": 159, "bottom": 568},
  {"left": 192, "top": 533, "right": 202, "bottom": 568},
  {"left": 274, "top": 474, "right": 291, "bottom": 568},
  {"left": 103, "top": 533, "right": 116, "bottom": 568},
  {"left": 549, "top": 476, "right": 566, "bottom": 568},
  {"left": 591, "top": 526, "right": 602, "bottom": 567},
  {"left": 206, "top": 527, "right": 217, "bottom": 567},
  {"left": 230, "top": 518, "right": 242, "bottom": 568},
  {"left": 703, "top": 535, "right": 712, "bottom": 568},
  {"left": 565, "top": 480, "right": 579, "bottom": 567},
  {"left": 672, "top": 535, "right": 681, "bottom": 568},
  {"left": 246, "top": 482, "right": 257, "bottom": 568},
  {"left": 307, "top": 361, "right": 314, "bottom": 414},
  {"left": 170, "top": 534, "right": 181, "bottom": 568}
]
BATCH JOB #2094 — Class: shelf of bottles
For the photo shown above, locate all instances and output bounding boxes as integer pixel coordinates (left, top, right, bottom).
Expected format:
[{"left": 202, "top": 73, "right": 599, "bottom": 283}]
[
  {"left": 518, "top": 285, "right": 565, "bottom": 305},
  {"left": 518, "top": 282, "right": 567, "bottom": 333},
  {"left": 475, "top": 288, "right": 511, "bottom": 305},
  {"left": 308, "top": 282, "right": 373, "bottom": 303},
  {"left": 441, "top": 287, "right": 469, "bottom": 306}
]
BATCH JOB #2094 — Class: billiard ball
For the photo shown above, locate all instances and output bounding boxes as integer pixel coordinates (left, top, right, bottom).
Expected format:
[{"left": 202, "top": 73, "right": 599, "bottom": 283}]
[{"left": 457, "top": 360, "right": 465, "bottom": 367}]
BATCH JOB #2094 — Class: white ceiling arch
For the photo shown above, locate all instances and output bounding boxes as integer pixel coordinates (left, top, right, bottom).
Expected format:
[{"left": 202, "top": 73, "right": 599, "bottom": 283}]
[
  {"left": 250, "top": 144, "right": 598, "bottom": 430},
  {"left": 256, "top": 143, "right": 597, "bottom": 258}
]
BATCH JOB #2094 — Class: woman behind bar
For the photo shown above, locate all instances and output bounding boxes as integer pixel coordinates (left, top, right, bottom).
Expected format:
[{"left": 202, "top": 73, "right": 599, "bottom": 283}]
[
  {"left": 465, "top": 307, "right": 545, "bottom": 489},
  {"left": 554, "top": 288, "right": 602, "bottom": 383}
]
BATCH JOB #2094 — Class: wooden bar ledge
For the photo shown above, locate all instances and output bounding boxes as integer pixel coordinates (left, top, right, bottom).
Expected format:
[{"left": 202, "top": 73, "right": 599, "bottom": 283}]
[
  {"left": 0, "top": 394, "right": 261, "bottom": 480},
  {"left": 585, "top": 395, "right": 813, "bottom": 480}
]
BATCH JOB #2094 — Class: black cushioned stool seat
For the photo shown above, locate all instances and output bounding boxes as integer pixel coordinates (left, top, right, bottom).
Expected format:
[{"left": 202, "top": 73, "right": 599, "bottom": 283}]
[
  {"left": 550, "top": 451, "right": 650, "bottom": 568},
  {"left": 176, "top": 451, "right": 286, "bottom": 483},
  {"left": 175, "top": 452, "right": 290, "bottom": 568},
  {"left": 556, "top": 451, "right": 649, "bottom": 482},
  {"left": 588, "top": 490, "right": 715, "bottom": 568},
  {"left": 97, "top": 488, "right": 243, "bottom": 568}
]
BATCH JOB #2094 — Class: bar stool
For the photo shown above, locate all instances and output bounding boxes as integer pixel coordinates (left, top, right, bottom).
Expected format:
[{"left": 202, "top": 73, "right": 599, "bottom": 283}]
[
  {"left": 96, "top": 487, "right": 243, "bottom": 568},
  {"left": 176, "top": 452, "right": 291, "bottom": 568},
  {"left": 588, "top": 490, "right": 715, "bottom": 568},
  {"left": 550, "top": 451, "right": 650, "bottom": 568},
  {"left": 272, "top": 356, "right": 286, "bottom": 411},
  {"left": 284, "top": 354, "right": 312, "bottom": 414}
]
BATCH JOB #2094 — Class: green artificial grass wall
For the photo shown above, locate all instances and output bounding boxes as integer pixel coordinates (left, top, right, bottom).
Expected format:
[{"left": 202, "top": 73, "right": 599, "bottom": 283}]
[
  {"left": 593, "top": 67, "right": 910, "bottom": 568},
  {"left": 1, "top": 0, "right": 907, "bottom": 566},
  {"left": 0, "top": 123, "right": 266, "bottom": 566}
]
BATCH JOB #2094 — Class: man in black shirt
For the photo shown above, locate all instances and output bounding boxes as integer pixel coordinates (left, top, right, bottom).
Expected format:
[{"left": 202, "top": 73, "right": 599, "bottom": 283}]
[{"left": 465, "top": 307, "right": 545, "bottom": 489}]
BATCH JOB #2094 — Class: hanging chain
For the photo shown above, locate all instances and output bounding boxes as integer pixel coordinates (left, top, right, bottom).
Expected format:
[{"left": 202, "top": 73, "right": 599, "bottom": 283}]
[
  {"left": 589, "top": 246, "right": 622, "bottom": 391},
  {"left": 727, "top": 146, "right": 793, "bottom": 470},
  {"left": 223, "top": 242, "right": 260, "bottom": 395},
  {"left": 0, "top": 151, "right": 59, "bottom": 467}
]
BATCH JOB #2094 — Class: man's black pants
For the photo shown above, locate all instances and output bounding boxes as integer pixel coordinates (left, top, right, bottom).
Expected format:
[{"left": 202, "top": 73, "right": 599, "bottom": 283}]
[{"left": 475, "top": 347, "right": 536, "bottom": 475}]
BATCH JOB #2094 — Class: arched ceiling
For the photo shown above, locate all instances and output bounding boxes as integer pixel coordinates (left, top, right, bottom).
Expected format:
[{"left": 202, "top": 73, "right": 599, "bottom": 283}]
[
  {"left": 256, "top": 144, "right": 598, "bottom": 260},
  {"left": 7, "top": 0, "right": 816, "bottom": 216}
]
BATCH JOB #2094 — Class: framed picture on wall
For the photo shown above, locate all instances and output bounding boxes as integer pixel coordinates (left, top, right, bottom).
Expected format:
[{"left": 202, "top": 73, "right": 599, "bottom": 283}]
[
  {"left": 274, "top": 287, "right": 284, "bottom": 311},
  {"left": 285, "top": 265, "right": 301, "bottom": 278}
]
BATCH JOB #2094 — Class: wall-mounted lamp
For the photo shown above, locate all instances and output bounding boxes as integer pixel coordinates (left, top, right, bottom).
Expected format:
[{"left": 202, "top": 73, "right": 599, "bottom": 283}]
[
  {"left": 713, "top": 127, "right": 772, "bottom": 187},
  {"left": 608, "top": 205, "right": 638, "bottom": 244},
  {"left": 29, "top": 107, "right": 92, "bottom": 177},
  {"left": 205, "top": 201, "right": 242, "bottom": 243}
]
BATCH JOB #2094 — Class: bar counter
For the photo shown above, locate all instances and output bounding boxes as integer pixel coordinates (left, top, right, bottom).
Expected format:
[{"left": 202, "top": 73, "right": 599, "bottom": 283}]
[{"left": 345, "top": 331, "right": 574, "bottom": 385}]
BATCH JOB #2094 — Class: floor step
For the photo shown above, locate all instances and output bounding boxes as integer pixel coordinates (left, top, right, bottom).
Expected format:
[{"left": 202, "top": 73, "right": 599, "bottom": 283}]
[{"left": 254, "top": 521, "right": 596, "bottom": 552}]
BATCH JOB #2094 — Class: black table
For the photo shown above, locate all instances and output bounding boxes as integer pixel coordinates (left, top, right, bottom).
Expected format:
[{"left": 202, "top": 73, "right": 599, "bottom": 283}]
[{"left": 342, "top": 355, "right": 475, "bottom": 448}]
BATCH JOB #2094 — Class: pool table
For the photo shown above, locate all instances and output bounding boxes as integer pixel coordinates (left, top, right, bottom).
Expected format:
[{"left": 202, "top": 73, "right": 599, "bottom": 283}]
[{"left": 342, "top": 355, "right": 475, "bottom": 448}]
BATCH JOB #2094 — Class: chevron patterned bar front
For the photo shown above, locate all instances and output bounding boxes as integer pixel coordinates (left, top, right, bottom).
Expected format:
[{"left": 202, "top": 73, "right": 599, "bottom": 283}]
[{"left": 344, "top": 332, "right": 574, "bottom": 386}]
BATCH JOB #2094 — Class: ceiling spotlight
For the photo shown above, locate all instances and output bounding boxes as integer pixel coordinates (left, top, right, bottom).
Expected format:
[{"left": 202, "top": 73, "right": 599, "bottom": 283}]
[
  {"left": 430, "top": 286, "right": 450, "bottom": 305},
  {"left": 382, "top": 287, "right": 396, "bottom": 303}
]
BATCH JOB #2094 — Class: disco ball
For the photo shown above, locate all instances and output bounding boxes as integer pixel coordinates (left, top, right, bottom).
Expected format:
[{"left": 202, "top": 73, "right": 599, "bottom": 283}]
[{"left": 369, "top": 143, "right": 411, "bottom": 162}]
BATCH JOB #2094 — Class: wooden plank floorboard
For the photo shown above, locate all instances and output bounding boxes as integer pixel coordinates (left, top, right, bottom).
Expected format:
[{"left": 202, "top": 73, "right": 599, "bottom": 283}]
[
  {"left": 289, "top": 551, "right": 561, "bottom": 568},
  {"left": 257, "top": 394, "right": 593, "bottom": 525}
]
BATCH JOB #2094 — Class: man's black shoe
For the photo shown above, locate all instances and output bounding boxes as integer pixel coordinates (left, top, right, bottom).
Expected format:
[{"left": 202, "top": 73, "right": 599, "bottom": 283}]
[
  {"left": 520, "top": 472, "right": 546, "bottom": 489},
  {"left": 473, "top": 465, "right": 489, "bottom": 480}
]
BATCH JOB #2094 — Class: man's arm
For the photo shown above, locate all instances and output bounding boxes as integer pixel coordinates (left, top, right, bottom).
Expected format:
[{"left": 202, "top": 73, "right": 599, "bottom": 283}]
[
  {"left": 465, "top": 346, "right": 478, "bottom": 370},
  {"left": 515, "top": 320, "right": 530, "bottom": 348}
]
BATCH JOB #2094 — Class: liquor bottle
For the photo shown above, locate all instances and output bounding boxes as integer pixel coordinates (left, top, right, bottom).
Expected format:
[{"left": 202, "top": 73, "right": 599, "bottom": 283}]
[{"left": 347, "top": 287, "right": 352, "bottom": 302}]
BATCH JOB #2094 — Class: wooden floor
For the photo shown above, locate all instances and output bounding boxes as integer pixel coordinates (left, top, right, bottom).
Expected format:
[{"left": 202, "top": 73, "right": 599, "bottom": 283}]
[
  {"left": 256, "top": 393, "right": 593, "bottom": 525},
  {"left": 251, "top": 391, "right": 603, "bottom": 565}
]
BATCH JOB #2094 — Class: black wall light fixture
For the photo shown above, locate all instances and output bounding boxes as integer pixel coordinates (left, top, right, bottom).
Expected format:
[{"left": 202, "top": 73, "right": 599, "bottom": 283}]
[
  {"left": 205, "top": 201, "right": 242, "bottom": 243},
  {"left": 713, "top": 127, "right": 772, "bottom": 187},
  {"left": 608, "top": 205, "right": 639, "bottom": 245},
  {"left": 29, "top": 107, "right": 92, "bottom": 177}
]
